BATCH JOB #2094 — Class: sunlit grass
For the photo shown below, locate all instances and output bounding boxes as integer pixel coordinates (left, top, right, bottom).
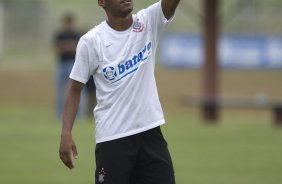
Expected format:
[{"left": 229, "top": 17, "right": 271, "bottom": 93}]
[{"left": 0, "top": 106, "right": 282, "bottom": 184}]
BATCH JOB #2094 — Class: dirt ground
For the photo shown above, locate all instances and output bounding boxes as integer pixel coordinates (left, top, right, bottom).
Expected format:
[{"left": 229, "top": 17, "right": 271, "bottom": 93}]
[{"left": 0, "top": 68, "right": 281, "bottom": 114}]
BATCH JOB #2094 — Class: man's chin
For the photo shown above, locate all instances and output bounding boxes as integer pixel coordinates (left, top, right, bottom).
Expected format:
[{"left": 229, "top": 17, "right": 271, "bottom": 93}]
[{"left": 120, "top": 8, "right": 133, "bottom": 17}]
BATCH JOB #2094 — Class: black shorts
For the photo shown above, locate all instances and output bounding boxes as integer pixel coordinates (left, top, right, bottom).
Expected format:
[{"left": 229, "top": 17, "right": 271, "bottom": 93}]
[{"left": 95, "top": 126, "right": 175, "bottom": 184}]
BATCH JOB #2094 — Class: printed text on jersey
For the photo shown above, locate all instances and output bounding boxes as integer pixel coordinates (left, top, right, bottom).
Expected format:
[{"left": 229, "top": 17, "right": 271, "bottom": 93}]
[{"left": 103, "top": 42, "right": 152, "bottom": 84}]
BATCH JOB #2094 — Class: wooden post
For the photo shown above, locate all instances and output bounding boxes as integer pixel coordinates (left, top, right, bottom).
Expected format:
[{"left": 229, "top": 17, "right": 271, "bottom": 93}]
[
  {"left": 202, "top": 0, "right": 219, "bottom": 122},
  {"left": 273, "top": 104, "right": 282, "bottom": 125}
]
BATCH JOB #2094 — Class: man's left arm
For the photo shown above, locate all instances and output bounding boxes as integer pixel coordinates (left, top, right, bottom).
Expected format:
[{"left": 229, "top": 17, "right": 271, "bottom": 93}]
[{"left": 161, "top": 0, "right": 180, "bottom": 20}]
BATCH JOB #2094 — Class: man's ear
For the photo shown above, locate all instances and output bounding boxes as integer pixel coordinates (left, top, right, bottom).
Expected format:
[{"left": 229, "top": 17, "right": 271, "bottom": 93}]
[{"left": 98, "top": 0, "right": 106, "bottom": 8}]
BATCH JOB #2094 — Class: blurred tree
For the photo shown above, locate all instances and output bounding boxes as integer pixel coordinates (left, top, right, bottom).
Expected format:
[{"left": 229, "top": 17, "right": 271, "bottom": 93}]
[
  {"left": 3, "top": 0, "right": 50, "bottom": 52},
  {"left": 0, "top": 1, "right": 4, "bottom": 59}
]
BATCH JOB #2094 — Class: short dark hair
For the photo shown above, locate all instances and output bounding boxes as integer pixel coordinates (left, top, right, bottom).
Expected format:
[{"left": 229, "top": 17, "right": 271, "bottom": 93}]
[{"left": 63, "top": 13, "right": 75, "bottom": 23}]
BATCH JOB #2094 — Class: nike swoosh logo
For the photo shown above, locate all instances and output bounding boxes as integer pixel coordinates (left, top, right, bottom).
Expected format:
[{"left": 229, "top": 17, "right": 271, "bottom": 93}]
[{"left": 106, "top": 43, "right": 113, "bottom": 48}]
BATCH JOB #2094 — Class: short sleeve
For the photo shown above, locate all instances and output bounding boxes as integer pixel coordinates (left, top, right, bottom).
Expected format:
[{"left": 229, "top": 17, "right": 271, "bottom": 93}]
[
  {"left": 69, "top": 37, "right": 98, "bottom": 84},
  {"left": 143, "top": 1, "right": 174, "bottom": 37}
]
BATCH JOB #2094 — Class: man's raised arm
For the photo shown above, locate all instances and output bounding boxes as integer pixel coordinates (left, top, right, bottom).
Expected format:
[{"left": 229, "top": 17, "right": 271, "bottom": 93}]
[{"left": 161, "top": 0, "right": 180, "bottom": 20}]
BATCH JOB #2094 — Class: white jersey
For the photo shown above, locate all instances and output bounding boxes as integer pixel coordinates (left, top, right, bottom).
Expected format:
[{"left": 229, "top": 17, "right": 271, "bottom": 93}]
[{"left": 70, "top": 1, "right": 173, "bottom": 143}]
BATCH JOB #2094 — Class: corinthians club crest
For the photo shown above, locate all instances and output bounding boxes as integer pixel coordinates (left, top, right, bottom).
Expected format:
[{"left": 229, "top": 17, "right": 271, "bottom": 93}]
[
  {"left": 98, "top": 168, "right": 106, "bottom": 183},
  {"left": 133, "top": 18, "right": 144, "bottom": 32}
]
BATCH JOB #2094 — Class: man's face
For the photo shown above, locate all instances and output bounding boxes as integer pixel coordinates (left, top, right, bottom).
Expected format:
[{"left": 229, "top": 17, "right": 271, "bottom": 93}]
[
  {"left": 99, "top": 0, "right": 133, "bottom": 17},
  {"left": 63, "top": 17, "right": 75, "bottom": 31}
]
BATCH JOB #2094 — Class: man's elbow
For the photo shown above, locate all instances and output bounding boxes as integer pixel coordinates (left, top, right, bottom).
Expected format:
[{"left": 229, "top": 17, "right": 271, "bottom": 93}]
[{"left": 162, "top": 0, "right": 181, "bottom": 20}]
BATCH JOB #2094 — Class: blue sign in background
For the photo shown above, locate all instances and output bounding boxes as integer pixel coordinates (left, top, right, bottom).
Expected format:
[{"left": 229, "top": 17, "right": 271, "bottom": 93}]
[{"left": 159, "top": 33, "right": 282, "bottom": 69}]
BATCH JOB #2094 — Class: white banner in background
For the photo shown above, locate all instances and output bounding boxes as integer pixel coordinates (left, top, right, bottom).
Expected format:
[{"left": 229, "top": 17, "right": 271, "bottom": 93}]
[{"left": 159, "top": 33, "right": 282, "bottom": 69}]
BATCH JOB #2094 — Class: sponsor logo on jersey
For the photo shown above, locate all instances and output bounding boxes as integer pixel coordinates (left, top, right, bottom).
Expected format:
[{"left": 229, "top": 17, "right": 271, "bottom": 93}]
[
  {"left": 133, "top": 19, "right": 144, "bottom": 32},
  {"left": 103, "top": 66, "right": 117, "bottom": 81},
  {"left": 103, "top": 42, "right": 152, "bottom": 83}
]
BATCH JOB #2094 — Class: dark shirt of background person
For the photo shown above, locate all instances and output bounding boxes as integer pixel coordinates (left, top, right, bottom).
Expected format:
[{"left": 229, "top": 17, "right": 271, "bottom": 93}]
[{"left": 54, "top": 13, "right": 81, "bottom": 62}]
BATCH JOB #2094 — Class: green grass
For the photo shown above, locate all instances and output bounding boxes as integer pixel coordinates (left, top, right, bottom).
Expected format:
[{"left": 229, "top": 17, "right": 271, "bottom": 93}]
[
  {"left": 167, "top": 114, "right": 282, "bottom": 184},
  {"left": 1, "top": 106, "right": 282, "bottom": 184}
]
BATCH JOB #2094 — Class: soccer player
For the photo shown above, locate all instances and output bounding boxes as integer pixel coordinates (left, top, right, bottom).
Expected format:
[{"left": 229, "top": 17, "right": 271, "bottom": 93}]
[{"left": 59, "top": 0, "right": 180, "bottom": 184}]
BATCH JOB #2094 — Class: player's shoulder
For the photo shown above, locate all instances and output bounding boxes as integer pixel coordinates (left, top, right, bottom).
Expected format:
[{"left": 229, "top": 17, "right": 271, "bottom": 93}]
[{"left": 80, "top": 22, "right": 104, "bottom": 44}]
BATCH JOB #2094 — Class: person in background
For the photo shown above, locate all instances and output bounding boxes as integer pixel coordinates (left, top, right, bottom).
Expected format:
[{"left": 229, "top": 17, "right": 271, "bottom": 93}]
[{"left": 54, "top": 13, "right": 85, "bottom": 118}]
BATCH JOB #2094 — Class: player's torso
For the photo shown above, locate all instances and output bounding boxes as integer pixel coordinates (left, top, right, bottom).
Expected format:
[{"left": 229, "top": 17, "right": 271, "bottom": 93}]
[{"left": 96, "top": 15, "right": 155, "bottom": 84}]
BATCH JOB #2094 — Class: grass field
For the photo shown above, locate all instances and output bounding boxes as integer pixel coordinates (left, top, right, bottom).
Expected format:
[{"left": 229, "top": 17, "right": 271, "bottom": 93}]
[
  {"left": 1, "top": 106, "right": 282, "bottom": 184},
  {"left": 0, "top": 69, "right": 282, "bottom": 184}
]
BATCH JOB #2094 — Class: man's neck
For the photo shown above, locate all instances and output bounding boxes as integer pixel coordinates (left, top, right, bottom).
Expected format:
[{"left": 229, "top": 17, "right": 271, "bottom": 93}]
[{"left": 106, "top": 14, "right": 133, "bottom": 31}]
